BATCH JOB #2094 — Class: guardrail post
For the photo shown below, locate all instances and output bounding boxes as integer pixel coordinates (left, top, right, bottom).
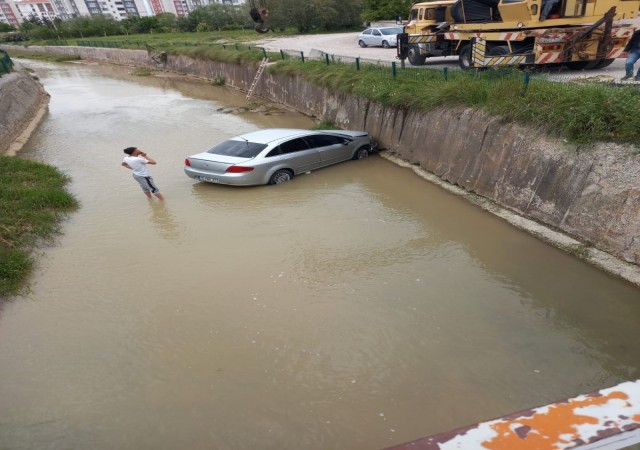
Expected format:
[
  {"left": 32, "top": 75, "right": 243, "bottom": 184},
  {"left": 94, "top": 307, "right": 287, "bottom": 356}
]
[
  {"left": 280, "top": 49, "right": 285, "bottom": 60},
  {"left": 392, "top": 61, "right": 397, "bottom": 78},
  {"left": 520, "top": 72, "right": 530, "bottom": 96},
  {"left": 262, "top": 47, "right": 267, "bottom": 58},
  {"left": 356, "top": 57, "right": 360, "bottom": 71},
  {"left": 444, "top": 67, "right": 448, "bottom": 81},
  {"left": 325, "top": 53, "right": 330, "bottom": 65},
  {"left": 300, "top": 51, "right": 305, "bottom": 62}
]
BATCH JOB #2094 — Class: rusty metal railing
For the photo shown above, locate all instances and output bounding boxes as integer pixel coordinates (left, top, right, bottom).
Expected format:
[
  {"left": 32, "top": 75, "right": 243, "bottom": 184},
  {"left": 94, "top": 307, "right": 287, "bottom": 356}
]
[{"left": 386, "top": 379, "right": 640, "bottom": 450}]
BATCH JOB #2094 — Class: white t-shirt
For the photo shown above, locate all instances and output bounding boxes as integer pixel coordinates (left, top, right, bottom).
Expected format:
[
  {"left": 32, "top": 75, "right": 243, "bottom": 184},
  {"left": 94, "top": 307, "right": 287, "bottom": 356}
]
[{"left": 123, "top": 156, "right": 150, "bottom": 177}]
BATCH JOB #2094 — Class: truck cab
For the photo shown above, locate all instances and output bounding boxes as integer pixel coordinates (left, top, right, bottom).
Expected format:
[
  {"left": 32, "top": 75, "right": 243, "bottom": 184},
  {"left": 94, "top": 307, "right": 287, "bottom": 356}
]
[{"left": 402, "top": 0, "right": 638, "bottom": 68}]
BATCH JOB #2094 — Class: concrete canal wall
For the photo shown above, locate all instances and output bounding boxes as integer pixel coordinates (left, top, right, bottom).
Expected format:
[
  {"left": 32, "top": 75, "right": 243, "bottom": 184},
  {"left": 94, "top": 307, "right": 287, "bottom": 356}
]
[
  {"left": 2, "top": 45, "right": 639, "bottom": 279},
  {"left": 0, "top": 62, "right": 49, "bottom": 156}
]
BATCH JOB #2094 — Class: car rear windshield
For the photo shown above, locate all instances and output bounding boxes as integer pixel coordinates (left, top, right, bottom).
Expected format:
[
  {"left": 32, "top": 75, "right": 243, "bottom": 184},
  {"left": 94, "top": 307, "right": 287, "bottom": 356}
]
[
  {"left": 206, "top": 140, "right": 268, "bottom": 158},
  {"left": 381, "top": 28, "right": 402, "bottom": 35}
]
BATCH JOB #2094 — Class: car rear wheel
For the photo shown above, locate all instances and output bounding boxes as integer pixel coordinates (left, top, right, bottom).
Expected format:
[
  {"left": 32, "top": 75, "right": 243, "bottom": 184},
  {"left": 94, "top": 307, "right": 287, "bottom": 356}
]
[
  {"left": 269, "top": 169, "right": 293, "bottom": 185},
  {"left": 353, "top": 146, "right": 370, "bottom": 160},
  {"left": 382, "top": 40, "right": 390, "bottom": 48},
  {"left": 358, "top": 40, "right": 367, "bottom": 48}
]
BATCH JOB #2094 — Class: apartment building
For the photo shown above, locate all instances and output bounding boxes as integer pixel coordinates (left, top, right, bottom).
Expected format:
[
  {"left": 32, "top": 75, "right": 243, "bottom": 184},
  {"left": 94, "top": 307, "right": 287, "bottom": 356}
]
[
  {"left": 0, "top": 0, "right": 243, "bottom": 25},
  {"left": 0, "top": 0, "right": 21, "bottom": 26}
]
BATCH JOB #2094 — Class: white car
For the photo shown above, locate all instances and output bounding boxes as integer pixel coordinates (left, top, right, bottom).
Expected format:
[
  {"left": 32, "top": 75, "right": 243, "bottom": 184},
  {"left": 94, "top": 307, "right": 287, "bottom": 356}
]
[{"left": 357, "top": 27, "right": 403, "bottom": 48}]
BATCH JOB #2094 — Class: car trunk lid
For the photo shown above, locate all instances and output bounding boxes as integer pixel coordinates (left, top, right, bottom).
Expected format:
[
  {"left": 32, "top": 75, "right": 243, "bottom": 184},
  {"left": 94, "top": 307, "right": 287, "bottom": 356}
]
[{"left": 188, "top": 152, "right": 253, "bottom": 174}]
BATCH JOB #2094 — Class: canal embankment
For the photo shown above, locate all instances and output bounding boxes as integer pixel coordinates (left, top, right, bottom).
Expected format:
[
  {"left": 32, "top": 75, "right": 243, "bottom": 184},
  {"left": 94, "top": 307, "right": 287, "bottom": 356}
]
[
  {"left": 0, "top": 61, "right": 49, "bottom": 156},
  {"left": 2, "top": 45, "right": 639, "bottom": 286}
]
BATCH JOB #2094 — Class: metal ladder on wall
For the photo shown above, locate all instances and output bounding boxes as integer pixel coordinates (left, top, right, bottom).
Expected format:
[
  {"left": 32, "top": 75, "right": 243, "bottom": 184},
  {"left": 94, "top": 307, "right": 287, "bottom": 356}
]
[{"left": 246, "top": 58, "right": 269, "bottom": 101}]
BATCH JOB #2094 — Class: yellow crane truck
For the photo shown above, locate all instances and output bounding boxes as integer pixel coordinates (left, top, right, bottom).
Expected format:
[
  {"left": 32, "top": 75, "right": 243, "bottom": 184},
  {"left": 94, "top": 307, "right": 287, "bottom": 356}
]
[{"left": 397, "top": 0, "right": 639, "bottom": 69}]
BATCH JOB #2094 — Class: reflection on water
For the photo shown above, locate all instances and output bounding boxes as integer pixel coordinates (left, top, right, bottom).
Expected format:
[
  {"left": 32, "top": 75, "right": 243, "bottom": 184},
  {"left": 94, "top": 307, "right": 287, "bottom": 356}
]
[
  {"left": 0, "top": 60, "right": 639, "bottom": 450},
  {"left": 148, "top": 201, "right": 181, "bottom": 241}
]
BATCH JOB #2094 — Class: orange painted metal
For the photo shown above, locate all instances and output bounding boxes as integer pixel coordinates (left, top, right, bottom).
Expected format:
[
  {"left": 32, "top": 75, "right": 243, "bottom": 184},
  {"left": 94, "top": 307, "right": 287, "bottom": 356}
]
[{"left": 386, "top": 380, "right": 640, "bottom": 450}]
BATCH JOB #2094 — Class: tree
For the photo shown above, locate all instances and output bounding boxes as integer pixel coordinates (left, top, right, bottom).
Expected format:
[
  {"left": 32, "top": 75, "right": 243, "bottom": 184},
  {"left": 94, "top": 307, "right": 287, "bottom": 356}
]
[
  {"left": 186, "top": 4, "right": 247, "bottom": 30},
  {"left": 266, "top": 0, "right": 362, "bottom": 33},
  {"left": 155, "top": 13, "right": 177, "bottom": 32},
  {"left": 196, "top": 22, "right": 210, "bottom": 32},
  {"left": 362, "top": 0, "right": 411, "bottom": 21},
  {"left": 0, "top": 23, "right": 15, "bottom": 32}
]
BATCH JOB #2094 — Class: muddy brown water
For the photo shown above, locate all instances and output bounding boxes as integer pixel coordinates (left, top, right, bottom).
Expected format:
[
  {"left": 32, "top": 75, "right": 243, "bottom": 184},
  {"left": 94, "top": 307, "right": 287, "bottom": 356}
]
[{"left": 1, "top": 60, "right": 639, "bottom": 450}]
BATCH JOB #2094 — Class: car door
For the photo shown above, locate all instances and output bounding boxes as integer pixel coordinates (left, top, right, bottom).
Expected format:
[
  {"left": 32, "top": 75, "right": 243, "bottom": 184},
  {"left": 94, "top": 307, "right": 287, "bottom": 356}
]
[
  {"left": 360, "top": 29, "right": 372, "bottom": 44},
  {"left": 304, "top": 134, "right": 350, "bottom": 167},
  {"left": 277, "top": 137, "right": 321, "bottom": 173},
  {"left": 370, "top": 29, "right": 382, "bottom": 46}
]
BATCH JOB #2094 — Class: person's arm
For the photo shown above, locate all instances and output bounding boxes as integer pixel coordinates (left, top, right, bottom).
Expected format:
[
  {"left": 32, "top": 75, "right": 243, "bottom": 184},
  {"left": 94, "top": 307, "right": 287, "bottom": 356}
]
[
  {"left": 139, "top": 152, "right": 157, "bottom": 165},
  {"left": 122, "top": 162, "right": 132, "bottom": 169}
]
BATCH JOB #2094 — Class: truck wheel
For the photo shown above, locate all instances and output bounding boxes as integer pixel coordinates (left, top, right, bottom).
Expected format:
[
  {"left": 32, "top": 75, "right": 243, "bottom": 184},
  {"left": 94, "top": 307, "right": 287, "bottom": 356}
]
[
  {"left": 488, "top": 45, "right": 510, "bottom": 56},
  {"left": 594, "top": 58, "right": 615, "bottom": 69},
  {"left": 459, "top": 44, "right": 472, "bottom": 70},
  {"left": 408, "top": 45, "right": 426, "bottom": 66},
  {"left": 566, "top": 60, "right": 591, "bottom": 70}
]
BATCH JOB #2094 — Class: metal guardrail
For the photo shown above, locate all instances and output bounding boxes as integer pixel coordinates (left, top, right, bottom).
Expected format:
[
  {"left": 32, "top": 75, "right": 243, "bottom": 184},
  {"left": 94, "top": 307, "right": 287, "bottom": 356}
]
[{"left": 0, "top": 49, "right": 13, "bottom": 76}]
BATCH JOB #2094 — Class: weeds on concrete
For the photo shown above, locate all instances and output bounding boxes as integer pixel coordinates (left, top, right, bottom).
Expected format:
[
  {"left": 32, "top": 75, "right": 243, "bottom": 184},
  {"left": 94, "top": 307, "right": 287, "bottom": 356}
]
[
  {"left": 211, "top": 76, "right": 226, "bottom": 86},
  {"left": 131, "top": 67, "right": 153, "bottom": 76},
  {"left": 0, "top": 156, "right": 78, "bottom": 298},
  {"left": 566, "top": 243, "right": 591, "bottom": 260},
  {"left": 166, "top": 45, "right": 266, "bottom": 65},
  {"left": 314, "top": 121, "right": 340, "bottom": 129},
  {"left": 3, "top": 49, "right": 81, "bottom": 62}
]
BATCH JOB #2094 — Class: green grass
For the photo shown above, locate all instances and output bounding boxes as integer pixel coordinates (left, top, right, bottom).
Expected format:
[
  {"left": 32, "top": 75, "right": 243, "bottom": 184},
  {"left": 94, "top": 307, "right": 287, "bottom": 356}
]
[
  {"left": 17, "top": 29, "right": 287, "bottom": 48},
  {"left": 313, "top": 121, "right": 340, "bottom": 130},
  {"left": 0, "top": 156, "right": 78, "bottom": 298},
  {"left": 131, "top": 67, "right": 153, "bottom": 76},
  {"left": 164, "top": 44, "right": 269, "bottom": 64},
  {"left": 3, "top": 49, "right": 81, "bottom": 62}
]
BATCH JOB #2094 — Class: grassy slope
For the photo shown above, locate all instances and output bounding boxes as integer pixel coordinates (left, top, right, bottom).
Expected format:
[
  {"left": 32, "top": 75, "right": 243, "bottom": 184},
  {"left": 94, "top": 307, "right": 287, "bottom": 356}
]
[{"left": 0, "top": 156, "right": 78, "bottom": 297}]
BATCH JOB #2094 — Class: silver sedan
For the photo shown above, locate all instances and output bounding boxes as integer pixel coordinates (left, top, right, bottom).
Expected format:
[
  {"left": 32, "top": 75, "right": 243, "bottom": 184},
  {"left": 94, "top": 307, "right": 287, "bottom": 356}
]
[{"left": 184, "top": 128, "right": 377, "bottom": 186}]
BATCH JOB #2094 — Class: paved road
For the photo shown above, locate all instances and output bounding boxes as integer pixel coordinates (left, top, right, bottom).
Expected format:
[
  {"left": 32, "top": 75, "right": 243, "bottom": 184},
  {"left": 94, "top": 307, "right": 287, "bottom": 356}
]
[{"left": 250, "top": 23, "right": 640, "bottom": 81}]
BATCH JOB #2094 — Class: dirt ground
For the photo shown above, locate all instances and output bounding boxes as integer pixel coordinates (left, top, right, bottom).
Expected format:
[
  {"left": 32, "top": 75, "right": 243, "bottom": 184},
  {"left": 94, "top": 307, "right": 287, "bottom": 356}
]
[{"left": 250, "top": 17, "right": 640, "bottom": 81}]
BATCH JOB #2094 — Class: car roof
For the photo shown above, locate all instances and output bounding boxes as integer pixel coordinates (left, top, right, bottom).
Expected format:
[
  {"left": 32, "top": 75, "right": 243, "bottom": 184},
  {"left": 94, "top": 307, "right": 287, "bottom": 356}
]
[{"left": 233, "top": 128, "right": 314, "bottom": 144}]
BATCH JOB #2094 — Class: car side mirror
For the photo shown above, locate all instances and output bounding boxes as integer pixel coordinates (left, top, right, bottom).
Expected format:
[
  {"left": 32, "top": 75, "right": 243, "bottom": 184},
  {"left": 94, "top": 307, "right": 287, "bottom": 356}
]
[{"left": 342, "top": 139, "right": 350, "bottom": 145}]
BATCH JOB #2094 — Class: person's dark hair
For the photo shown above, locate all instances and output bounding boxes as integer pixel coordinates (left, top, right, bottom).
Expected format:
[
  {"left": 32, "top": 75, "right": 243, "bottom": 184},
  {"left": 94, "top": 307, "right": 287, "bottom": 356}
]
[{"left": 123, "top": 147, "right": 137, "bottom": 155}]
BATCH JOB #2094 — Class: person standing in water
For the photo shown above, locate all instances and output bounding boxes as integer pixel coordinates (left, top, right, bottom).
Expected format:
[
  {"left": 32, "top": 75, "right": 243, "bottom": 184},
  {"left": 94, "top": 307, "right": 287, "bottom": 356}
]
[{"left": 121, "top": 147, "right": 165, "bottom": 200}]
